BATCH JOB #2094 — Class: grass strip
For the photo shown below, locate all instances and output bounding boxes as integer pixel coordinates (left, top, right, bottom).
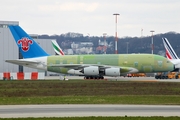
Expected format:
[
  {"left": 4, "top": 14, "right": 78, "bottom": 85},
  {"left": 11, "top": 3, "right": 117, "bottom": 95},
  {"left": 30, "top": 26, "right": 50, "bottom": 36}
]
[
  {"left": 0, "top": 117, "right": 180, "bottom": 120},
  {"left": 0, "top": 95, "right": 180, "bottom": 105},
  {"left": 0, "top": 80, "right": 180, "bottom": 105}
]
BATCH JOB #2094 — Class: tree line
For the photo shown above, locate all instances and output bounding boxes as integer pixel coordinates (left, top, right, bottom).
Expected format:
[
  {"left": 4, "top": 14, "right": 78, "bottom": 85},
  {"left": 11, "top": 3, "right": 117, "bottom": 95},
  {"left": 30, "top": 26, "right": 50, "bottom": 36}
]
[{"left": 39, "top": 32, "right": 180, "bottom": 56}]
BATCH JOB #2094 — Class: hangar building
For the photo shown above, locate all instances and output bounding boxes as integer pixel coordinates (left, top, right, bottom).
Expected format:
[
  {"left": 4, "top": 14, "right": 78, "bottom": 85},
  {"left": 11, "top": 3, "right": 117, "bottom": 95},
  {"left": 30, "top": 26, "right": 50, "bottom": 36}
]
[{"left": 0, "top": 21, "right": 56, "bottom": 75}]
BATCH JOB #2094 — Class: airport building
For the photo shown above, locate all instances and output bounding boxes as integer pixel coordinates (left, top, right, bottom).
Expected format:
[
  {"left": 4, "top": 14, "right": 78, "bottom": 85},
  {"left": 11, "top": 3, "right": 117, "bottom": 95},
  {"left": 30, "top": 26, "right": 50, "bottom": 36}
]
[{"left": 0, "top": 21, "right": 56, "bottom": 75}]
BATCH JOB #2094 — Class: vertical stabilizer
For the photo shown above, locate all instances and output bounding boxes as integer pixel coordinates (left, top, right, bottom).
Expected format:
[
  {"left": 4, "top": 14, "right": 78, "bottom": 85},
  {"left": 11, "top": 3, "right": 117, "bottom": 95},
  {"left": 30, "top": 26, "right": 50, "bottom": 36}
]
[
  {"left": 162, "top": 38, "right": 179, "bottom": 60},
  {"left": 8, "top": 25, "right": 49, "bottom": 58},
  {"left": 51, "top": 40, "right": 64, "bottom": 55}
]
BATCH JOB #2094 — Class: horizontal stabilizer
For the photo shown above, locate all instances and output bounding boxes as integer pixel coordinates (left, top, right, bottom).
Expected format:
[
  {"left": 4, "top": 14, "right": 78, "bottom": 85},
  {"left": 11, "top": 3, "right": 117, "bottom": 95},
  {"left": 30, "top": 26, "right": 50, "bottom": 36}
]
[{"left": 6, "top": 59, "right": 40, "bottom": 66}]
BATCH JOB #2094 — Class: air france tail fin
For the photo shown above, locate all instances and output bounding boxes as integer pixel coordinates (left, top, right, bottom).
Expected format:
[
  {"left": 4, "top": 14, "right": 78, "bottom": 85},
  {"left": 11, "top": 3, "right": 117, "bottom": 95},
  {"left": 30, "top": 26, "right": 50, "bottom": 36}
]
[
  {"left": 8, "top": 25, "right": 49, "bottom": 58},
  {"left": 162, "top": 38, "right": 179, "bottom": 60},
  {"left": 51, "top": 40, "right": 64, "bottom": 55}
]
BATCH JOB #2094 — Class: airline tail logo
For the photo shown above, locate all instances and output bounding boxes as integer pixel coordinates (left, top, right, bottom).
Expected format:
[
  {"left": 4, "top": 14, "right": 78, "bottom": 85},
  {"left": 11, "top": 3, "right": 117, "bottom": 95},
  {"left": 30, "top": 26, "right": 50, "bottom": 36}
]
[
  {"left": 51, "top": 40, "right": 64, "bottom": 55},
  {"left": 162, "top": 38, "right": 179, "bottom": 60},
  {"left": 17, "top": 37, "right": 33, "bottom": 52}
]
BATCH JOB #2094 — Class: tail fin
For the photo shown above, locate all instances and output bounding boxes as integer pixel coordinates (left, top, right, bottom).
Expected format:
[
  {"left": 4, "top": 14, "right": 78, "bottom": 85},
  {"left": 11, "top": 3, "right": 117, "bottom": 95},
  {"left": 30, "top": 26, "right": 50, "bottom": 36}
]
[
  {"left": 51, "top": 40, "right": 65, "bottom": 55},
  {"left": 8, "top": 25, "right": 49, "bottom": 58},
  {"left": 162, "top": 38, "right": 179, "bottom": 60}
]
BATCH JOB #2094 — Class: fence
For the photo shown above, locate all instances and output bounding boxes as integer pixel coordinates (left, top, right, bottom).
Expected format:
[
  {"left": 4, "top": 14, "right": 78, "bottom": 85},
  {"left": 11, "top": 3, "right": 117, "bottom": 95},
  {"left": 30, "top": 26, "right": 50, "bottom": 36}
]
[{"left": 0, "top": 72, "right": 45, "bottom": 80}]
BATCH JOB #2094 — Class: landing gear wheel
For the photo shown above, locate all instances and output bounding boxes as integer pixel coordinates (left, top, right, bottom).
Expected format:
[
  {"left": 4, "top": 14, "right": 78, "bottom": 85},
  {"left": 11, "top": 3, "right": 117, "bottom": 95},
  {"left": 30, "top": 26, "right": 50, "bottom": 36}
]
[
  {"left": 85, "top": 76, "right": 90, "bottom": 79},
  {"left": 99, "top": 76, "right": 104, "bottom": 79}
]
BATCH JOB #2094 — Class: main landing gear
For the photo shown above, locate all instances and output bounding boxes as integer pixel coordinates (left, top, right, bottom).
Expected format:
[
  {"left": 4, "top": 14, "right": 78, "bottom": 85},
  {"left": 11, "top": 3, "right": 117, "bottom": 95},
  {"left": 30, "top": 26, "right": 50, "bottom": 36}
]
[{"left": 84, "top": 76, "right": 104, "bottom": 80}]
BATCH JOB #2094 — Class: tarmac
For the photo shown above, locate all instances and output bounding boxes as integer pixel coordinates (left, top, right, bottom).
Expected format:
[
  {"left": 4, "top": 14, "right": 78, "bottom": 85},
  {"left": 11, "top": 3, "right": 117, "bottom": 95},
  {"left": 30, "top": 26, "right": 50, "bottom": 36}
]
[{"left": 45, "top": 76, "right": 180, "bottom": 82}]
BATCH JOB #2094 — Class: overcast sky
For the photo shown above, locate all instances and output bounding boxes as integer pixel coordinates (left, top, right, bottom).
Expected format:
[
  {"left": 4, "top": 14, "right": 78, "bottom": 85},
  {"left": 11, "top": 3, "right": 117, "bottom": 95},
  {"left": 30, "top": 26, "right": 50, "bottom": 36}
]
[{"left": 1, "top": 0, "right": 180, "bottom": 37}]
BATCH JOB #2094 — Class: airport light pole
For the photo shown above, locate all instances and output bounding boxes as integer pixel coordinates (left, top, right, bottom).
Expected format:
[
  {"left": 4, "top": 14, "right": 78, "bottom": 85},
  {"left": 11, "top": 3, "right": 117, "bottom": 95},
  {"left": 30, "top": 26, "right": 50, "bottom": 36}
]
[
  {"left": 103, "top": 33, "right": 107, "bottom": 54},
  {"left": 141, "top": 28, "right": 143, "bottom": 45},
  {"left": 150, "top": 30, "right": 155, "bottom": 54},
  {"left": 141, "top": 28, "right": 143, "bottom": 38},
  {"left": 113, "top": 13, "right": 120, "bottom": 54}
]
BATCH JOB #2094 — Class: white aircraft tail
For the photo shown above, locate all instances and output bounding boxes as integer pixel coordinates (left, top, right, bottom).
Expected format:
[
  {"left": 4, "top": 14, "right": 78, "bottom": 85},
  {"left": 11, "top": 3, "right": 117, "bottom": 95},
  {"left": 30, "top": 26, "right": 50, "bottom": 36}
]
[
  {"left": 51, "top": 40, "right": 64, "bottom": 55},
  {"left": 162, "top": 38, "right": 179, "bottom": 60}
]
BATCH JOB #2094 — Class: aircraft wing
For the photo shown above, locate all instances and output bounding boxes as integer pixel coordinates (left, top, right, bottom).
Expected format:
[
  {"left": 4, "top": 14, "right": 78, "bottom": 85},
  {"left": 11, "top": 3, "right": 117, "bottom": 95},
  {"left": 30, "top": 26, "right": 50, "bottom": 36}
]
[
  {"left": 48, "top": 64, "right": 138, "bottom": 73},
  {"left": 48, "top": 64, "right": 107, "bottom": 70}
]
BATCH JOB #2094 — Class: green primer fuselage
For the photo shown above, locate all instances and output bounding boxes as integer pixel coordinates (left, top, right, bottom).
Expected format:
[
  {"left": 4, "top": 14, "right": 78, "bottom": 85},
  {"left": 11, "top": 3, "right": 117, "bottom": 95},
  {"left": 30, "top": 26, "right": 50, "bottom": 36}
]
[{"left": 47, "top": 54, "right": 174, "bottom": 75}]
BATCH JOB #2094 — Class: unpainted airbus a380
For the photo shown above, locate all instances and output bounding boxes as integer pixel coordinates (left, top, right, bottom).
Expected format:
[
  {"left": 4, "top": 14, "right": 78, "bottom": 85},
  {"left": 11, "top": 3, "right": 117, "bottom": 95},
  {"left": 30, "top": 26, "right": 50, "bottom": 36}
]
[{"left": 6, "top": 25, "right": 175, "bottom": 79}]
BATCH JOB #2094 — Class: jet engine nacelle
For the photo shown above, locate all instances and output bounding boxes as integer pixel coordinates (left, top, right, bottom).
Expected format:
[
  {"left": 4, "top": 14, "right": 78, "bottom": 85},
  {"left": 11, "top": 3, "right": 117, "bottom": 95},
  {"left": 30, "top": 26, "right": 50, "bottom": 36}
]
[
  {"left": 104, "top": 68, "right": 120, "bottom": 76},
  {"left": 67, "top": 69, "right": 84, "bottom": 75},
  {"left": 82, "top": 66, "right": 99, "bottom": 75}
]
